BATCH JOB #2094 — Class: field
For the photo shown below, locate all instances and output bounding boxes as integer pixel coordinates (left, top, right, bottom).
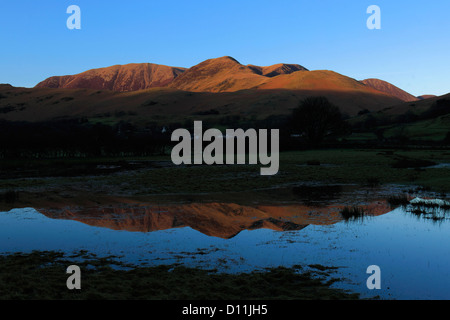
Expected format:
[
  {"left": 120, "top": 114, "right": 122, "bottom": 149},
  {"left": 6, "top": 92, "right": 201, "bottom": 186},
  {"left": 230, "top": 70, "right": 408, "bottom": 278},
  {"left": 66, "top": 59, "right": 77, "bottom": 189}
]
[
  {"left": 1, "top": 148, "right": 449, "bottom": 211},
  {"left": 0, "top": 251, "right": 359, "bottom": 300}
]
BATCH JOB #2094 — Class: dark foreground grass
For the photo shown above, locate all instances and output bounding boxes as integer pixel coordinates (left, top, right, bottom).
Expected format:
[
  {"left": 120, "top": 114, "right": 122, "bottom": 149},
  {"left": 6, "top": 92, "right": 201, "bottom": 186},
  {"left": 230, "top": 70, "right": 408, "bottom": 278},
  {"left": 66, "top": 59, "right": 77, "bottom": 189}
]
[{"left": 0, "top": 251, "right": 360, "bottom": 300}]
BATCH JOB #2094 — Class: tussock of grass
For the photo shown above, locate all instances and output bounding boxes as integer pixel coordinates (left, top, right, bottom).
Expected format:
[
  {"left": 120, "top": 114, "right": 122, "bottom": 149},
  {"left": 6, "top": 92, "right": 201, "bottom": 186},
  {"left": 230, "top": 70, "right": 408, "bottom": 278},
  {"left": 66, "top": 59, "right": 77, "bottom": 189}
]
[{"left": 387, "top": 194, "right": 410, "bottom": 207}]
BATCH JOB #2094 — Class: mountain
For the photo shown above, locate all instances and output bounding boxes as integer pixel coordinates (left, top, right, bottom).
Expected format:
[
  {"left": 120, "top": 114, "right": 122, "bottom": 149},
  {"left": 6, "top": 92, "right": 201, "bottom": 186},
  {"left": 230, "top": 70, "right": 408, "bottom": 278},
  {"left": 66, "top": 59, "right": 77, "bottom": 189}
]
[
  {"left": 261, "top": 70, "right": 383, "bottom": 92},
  {"left": 360, "top": 78, "right": 418, "bottom": 102},
  {"left": 166, "top": 57, "right": 402, "bottom": 113},
  {"left": 32, "top": 58, "right": 418, "bottom": 108},
  {"left": 35, "top": 63, "right": 186, "bottom": 92},
  {"left": 168, "top": 56, "right": 265, "bottom": 92},
  {"left": 418, "top": 95, "right": 437, "bottom": 100},
  {"left": 0, "top": 56, "right": 413, "bottom": 122},
  {"left": 247, "top": 63, "right": 308, "bottom": 77},
  {"left": 168, "top": 56, "right": 308, "bottom": 92},
  {"left": 253, "top": 70, "right": 403, "bottom": 115},
  {"left": 35, "top": 57, "right": 309, "bottom": 94}
]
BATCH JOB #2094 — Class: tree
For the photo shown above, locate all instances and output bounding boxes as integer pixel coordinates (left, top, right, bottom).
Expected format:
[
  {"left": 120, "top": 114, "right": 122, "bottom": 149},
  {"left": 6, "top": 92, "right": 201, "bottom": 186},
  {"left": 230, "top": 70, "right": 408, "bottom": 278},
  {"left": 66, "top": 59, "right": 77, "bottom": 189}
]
[{"left": 291, "top": 97, "right": 348, "bottom": 145}]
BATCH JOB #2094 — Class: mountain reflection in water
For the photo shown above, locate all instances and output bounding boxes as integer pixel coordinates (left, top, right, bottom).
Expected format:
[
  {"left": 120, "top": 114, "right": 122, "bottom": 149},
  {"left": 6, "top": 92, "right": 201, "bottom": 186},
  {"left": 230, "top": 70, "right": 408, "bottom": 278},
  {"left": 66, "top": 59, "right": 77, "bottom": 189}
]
[
  {"left": 39, "top": 200, "right": 393, "bottom": 238},
  {"left": 2, "top": 191, "right": 450, "bottom": 299}
]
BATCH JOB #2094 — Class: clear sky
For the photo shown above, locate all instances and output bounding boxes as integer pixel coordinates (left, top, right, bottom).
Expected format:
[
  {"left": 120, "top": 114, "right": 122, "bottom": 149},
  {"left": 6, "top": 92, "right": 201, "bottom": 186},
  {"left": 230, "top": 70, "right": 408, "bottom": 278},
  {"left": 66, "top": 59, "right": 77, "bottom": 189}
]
[{"left": 1, "top": 0, "right": 449, "bottom": 96}]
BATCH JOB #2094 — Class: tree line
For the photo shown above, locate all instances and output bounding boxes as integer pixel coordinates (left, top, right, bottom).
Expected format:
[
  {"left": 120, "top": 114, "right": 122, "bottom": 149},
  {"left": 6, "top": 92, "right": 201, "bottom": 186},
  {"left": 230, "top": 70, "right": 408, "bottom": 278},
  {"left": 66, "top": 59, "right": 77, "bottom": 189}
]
[
  {"left": 1, "top": 97, "right": 448, "bottom": 159},
  {"left": 0, "top": 119, "right": 171, "bottom": 159}
]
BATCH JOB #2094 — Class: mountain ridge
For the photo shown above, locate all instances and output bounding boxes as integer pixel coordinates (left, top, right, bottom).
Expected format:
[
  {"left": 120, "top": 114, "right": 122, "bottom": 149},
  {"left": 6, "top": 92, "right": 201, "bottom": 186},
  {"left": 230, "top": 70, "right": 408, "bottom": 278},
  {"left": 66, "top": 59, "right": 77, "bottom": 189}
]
[
  {"left": 35, "top": 63, "right": 187, "bottom": 92},
  {"left": 34, "top": 57, "right": 416, "bottom": 105},
  {"left": 35, "top": 56, "right": 311, "bottom": 93},
  {"left": 0, "top": 56, "right": 428, "bottom": 122}
]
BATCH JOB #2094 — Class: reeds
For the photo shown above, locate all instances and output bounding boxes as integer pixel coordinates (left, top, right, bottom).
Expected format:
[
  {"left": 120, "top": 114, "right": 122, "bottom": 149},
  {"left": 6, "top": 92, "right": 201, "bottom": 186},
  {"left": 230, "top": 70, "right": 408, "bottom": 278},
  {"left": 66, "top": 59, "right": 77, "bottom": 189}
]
[
  {"left": 407, "top": 198, "right": 450, "bottom": 223},
  {"left": 340, "top": 206, "right": 368, "bottom": 222},
  {"left": 387, "top": 194, "right": 410, "bottom": 207}
]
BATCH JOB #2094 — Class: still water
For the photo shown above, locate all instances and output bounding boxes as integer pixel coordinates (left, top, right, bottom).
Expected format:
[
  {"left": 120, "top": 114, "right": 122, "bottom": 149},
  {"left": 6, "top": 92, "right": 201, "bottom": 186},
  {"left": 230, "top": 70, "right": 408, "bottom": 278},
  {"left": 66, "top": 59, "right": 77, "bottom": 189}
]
[{"left": 1, "top": 196, "right": 450, "bottom": 300}]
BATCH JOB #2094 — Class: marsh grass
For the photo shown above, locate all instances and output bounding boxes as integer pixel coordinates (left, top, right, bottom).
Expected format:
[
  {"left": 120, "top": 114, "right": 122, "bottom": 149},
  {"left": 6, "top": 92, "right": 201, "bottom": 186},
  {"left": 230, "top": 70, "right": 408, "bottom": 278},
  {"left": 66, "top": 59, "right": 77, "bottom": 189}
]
[
  {"left": 306, "top": 160, "right": 321, "bottom": 166},
  {"left": 410, "top": 200, "right": 450, "bottom": 210},
  {"left": 340, "top": 206, "right": 368, "bottom": 222},
  {"left": 0, "top": 251, "right": 360, "bottom": 300},
  {"left": 387, "top": 194, "right": 410, "bottom": 208},
  {"left": 405, "top": 198, "right": 450, "bottom": 224},
  {"left": 407, "top": 207, "right": 449, "bottom": 224},
  {"left": 1, "top": 149, "right": 450, "bottom": 211},
  {"left": 365, "top": 177, "right": 380, "bottom": 187},
  {"left": 391, "top": 157, "right": 437, "bottom": 169}
]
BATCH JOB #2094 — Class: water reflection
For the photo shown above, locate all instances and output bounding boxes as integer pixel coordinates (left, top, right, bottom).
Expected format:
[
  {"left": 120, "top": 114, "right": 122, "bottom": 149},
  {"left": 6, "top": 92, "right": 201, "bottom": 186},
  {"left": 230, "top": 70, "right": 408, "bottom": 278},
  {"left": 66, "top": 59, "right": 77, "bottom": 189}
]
[
  {"left": 2, "top": 190, "right": 450, "bottom": 299},
  {"left": 38, "top": 199, "right": 392, "bottom": 238},
  {"left": 403, "top": 197, "right": 450, "bottom": 225}
]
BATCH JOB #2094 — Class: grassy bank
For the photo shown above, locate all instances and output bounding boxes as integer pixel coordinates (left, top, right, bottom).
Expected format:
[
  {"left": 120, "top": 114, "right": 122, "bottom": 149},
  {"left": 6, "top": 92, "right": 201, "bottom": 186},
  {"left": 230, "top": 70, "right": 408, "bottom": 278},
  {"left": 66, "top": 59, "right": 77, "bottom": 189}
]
[
  {"left": 1, "top": 148, "right": 449, "bottom": 210},
  {"left": 0, "top": 251, "right": 360, "bottom": 300}
]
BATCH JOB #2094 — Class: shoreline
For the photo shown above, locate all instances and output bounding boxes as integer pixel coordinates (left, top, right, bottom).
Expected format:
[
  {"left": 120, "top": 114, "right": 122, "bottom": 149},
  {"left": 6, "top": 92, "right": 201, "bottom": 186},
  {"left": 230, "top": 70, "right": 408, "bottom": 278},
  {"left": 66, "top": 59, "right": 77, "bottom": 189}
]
[{"left": 0, "top": 250, "right": 362, "bottom": 300}]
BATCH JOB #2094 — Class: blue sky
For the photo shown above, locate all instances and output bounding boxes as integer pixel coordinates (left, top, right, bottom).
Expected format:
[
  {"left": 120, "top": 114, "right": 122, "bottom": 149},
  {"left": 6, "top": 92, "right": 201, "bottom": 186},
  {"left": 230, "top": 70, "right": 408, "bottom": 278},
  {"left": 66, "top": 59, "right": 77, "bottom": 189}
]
[{"left": 1, "top": 0, "right": 449, "bottom": 96}]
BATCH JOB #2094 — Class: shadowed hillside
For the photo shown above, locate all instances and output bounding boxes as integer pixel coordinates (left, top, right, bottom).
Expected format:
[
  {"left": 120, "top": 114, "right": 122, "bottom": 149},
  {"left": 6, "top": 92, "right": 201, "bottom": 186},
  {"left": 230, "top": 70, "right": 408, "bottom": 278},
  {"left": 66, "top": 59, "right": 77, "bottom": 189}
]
[{"left": 0, "top": 81, "right": 402, "bottom": 125}]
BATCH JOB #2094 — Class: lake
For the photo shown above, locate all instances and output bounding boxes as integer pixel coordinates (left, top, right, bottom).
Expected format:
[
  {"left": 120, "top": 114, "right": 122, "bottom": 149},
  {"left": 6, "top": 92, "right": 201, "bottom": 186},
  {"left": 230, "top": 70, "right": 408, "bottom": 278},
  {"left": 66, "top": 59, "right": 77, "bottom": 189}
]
[{"left": 1, "top": 184, "right": 449, "bottom": 300}]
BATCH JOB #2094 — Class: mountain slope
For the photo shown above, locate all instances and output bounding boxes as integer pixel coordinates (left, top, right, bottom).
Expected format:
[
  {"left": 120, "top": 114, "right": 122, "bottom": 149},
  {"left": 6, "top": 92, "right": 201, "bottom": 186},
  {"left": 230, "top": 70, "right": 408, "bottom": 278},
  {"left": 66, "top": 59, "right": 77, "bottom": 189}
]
[
  {"left": 418, "top": 95, "right": 437, "bottom": 100},
  {"left": 35, "top": 63, "right": 186, "bottom": 92},
  {"left": 260, "top": 70, "right": 377, "bottom": 92},
  {"left": 253, "top": 70, "right": 403, "bottom": 115},
  {"left": 168, "top": 56, "right": 268, "bottom": 92},
  {"left": 360, "top": 78, "right": 418, "bottom": 102},
  {"left": 0, "top": 80, "right": 404, "bottom": 124},
  {"left": 35, "top": 57, "right": 309, "bottom": 93},
  {"left": 5, "top": 56, "right": 415, "bottom": 122},
  {"left": 247, "top": 63, "right": 308, "bottom": 77},
  {"left": 168, "top": 57, "right": 309, "bottom": 92}
]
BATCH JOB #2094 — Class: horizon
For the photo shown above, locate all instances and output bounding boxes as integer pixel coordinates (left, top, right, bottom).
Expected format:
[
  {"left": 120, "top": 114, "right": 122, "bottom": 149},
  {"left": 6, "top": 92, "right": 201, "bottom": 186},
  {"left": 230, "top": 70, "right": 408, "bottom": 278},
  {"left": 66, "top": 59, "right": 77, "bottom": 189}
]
[{"left": 1, "top": 1, "right": 449, "bottom": 97}]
